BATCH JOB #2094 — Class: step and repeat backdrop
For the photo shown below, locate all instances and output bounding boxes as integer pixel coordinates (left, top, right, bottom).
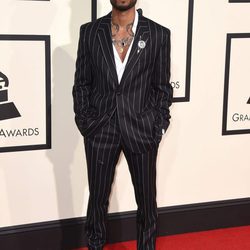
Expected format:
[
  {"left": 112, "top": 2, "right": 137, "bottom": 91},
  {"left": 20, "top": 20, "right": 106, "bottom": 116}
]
[{"left": 0, "top": 0, "right": 249, "bottom": 228}]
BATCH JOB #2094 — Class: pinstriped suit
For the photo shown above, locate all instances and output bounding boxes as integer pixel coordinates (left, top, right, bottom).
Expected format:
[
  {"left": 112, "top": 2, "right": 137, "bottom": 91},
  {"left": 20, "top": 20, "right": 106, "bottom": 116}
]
[{"left": 73, "top": 9, "right": 173, "bottom": 250}]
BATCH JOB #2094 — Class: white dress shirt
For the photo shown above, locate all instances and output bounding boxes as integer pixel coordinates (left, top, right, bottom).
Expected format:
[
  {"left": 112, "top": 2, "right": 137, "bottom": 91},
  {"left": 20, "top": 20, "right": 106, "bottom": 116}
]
[
  {"left": 112, "top": 10, "right": 165, "bottom": 135},
  {"left": 112, "top": 9, "right": 138, "bottom": 84}
]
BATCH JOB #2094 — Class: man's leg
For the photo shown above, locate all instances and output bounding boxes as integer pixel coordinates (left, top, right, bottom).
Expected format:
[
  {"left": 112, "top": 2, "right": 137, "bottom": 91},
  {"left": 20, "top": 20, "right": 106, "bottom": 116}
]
[
  {"left": 122, "top": 143, "right": 159, "bottom": 250},
  {"left": 84, "top": 112, "right": 122, "bottom": 250}
]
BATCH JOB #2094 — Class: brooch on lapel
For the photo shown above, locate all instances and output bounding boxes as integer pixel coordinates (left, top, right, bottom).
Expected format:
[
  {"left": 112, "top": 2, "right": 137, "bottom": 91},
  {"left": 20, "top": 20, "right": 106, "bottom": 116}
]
[{"left": 137, "top": 36, "right": 147, "bottom": 54}]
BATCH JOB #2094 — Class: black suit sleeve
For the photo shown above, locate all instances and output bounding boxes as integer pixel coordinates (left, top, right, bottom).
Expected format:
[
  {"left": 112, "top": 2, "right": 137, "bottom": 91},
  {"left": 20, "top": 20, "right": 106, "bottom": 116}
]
[
  {"left": 152, "top": 28, "right": 173, "bottom": 132},
  {"left": 73, "top": 24, "right": 92, "bottom": 121}
]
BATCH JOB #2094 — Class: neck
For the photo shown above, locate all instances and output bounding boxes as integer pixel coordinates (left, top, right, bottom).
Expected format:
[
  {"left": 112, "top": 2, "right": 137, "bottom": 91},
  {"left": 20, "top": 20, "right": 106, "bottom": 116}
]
[{"left": 111, "top": 7, "right": 136, "bottom": 27}]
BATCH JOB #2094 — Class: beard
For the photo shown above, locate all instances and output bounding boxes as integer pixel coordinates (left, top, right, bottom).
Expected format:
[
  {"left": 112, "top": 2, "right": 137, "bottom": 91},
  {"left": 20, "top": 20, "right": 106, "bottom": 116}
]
[{"left": 110, "top": 0, "right": 137, "bottom": 11}]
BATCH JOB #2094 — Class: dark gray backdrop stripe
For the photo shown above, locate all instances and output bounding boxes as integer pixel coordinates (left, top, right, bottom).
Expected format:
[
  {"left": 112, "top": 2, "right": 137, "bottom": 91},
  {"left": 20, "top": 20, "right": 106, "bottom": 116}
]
[{"left": 92, "top": 0, "right": 97, "bottom": 22}]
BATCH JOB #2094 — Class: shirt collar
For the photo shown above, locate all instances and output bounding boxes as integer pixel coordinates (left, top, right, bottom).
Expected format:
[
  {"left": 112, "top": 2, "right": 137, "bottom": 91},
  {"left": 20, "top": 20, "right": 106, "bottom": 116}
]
[{"left": 132, "top": 9, "right": 139, "bottom": 34}]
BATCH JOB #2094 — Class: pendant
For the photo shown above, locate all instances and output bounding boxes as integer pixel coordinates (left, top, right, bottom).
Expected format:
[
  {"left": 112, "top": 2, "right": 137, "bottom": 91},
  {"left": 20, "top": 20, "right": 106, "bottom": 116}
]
[{"left": 119, "top": 47, "right": 124, "bottom": 53}]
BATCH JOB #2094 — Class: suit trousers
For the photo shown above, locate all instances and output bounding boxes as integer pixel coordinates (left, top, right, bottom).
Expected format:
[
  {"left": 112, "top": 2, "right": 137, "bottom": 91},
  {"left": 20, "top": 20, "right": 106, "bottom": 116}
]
[{"left": 83, "top": 110, "right": 159, "bottom": 250}]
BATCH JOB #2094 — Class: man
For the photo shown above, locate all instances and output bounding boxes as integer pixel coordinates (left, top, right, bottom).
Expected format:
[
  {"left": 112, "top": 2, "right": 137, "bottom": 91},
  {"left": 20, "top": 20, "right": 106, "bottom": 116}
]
[{"left": 73, "top": 0, "right": 173, "bottom": 249}]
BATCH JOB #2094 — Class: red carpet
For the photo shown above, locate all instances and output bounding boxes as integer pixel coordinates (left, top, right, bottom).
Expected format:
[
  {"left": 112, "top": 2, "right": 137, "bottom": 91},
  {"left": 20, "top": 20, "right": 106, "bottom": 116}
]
[{"left": 74, "top": 225, "right": 250, "bottom": 250}]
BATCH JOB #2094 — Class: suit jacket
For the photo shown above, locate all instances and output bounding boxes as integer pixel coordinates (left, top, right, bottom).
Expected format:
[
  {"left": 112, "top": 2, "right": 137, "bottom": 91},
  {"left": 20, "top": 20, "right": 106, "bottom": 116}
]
[{"left": 73, "top": 9, "right": 173, "bottom": 153}]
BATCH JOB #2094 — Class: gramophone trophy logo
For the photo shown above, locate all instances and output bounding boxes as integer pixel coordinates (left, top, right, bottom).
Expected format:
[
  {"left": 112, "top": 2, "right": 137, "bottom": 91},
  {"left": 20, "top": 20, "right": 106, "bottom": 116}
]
[
  {"left": 222, "top": 33, "right": 250, "bottom": 135},
  {"left": 0, "top": 34, "right": 51, "bottom": 153},
  {"left": 0, "top": 71, "right": 21, "bottom": 121}
]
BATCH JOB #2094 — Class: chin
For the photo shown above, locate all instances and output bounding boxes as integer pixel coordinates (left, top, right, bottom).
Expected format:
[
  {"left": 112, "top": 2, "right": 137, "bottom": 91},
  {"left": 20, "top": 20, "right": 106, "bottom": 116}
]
[{"left": 110, "top": 0, "right": 137, "bottom": 11}]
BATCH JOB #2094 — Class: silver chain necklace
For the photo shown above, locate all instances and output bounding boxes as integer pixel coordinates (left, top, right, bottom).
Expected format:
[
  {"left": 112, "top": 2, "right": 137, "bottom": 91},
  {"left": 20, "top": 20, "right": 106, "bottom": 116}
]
[{"left": 111, "top": 20, "right": 135, "bottom": 53}]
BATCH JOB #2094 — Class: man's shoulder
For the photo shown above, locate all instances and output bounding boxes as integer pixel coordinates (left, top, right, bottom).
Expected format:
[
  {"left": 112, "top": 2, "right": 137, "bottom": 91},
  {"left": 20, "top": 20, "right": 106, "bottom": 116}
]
[
  {"left": 79, "top": 20, "right": 99, "bottom": 32},
  {"left": 142, "top": 15, "right": 171, "bottom": 35}
]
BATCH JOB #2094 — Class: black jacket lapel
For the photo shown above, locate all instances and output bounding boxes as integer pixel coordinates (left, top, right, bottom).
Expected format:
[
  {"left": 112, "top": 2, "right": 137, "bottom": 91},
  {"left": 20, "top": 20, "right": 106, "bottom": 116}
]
[
  {"left": 97, "top": 10, "right": 150, "bottom": 86},
  {"left": 97, "top": 12, "right": 118, "bottom": 84},
  {"left": 120, "top": 13, "right": 150, "bottom": 85}
]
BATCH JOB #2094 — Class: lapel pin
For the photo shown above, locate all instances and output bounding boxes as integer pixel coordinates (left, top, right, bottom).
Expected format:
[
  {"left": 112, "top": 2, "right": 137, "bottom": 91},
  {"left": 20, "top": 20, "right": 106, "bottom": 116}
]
[{"left": 137, "top": 36, "right": 147, "bottom": 54}]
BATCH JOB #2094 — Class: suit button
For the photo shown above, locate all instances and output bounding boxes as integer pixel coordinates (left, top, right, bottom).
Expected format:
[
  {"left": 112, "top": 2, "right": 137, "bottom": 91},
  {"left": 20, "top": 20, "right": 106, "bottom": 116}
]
[{"left": 115, "top": 89, "right": 121, "bottom": 95}]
